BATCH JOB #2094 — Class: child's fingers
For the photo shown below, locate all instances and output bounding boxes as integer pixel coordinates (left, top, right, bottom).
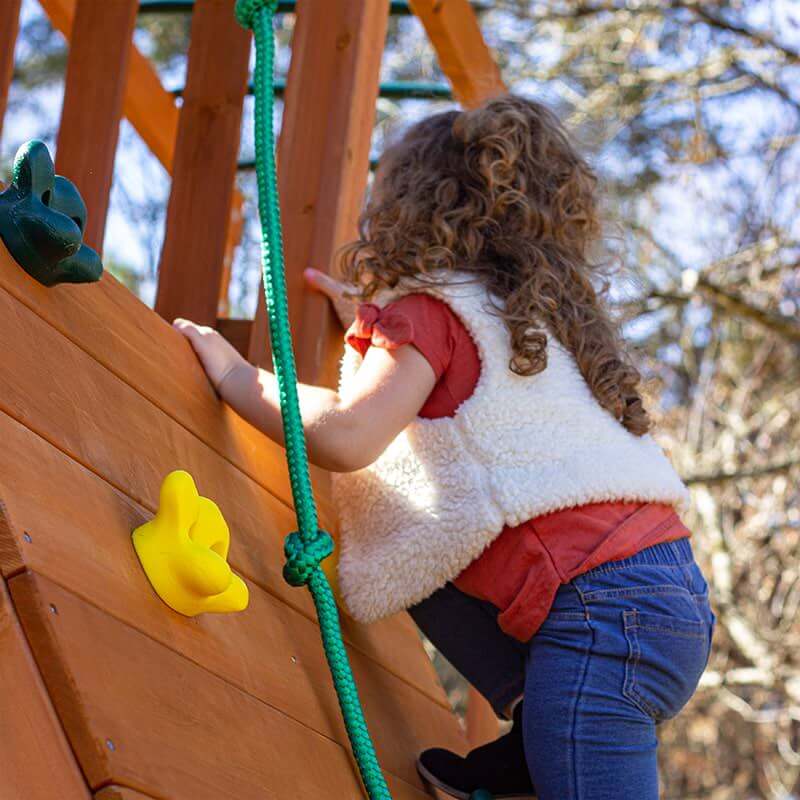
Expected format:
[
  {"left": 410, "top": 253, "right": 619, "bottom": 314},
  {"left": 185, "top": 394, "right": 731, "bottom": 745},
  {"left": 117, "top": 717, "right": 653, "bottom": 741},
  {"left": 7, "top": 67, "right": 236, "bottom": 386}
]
[
  {"left": 173, "top": 317, "right": 200, "bottom": 333},
  {"left": 304, "top": 268, "right": 348, "bottom": 299},
  {"left": 173, "top": 318, "right": 212, "bottom": 340},
  {"left": 172, "top": 318, "right": 244, "bottom": 389},
  {"left": 304, "top": 269, "right": 358, "bottom": 328}
]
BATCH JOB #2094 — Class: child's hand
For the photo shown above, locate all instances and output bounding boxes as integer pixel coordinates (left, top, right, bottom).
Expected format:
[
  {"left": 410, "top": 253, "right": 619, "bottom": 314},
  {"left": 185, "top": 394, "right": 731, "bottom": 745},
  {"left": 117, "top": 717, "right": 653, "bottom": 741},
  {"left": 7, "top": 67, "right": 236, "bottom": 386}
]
[
  {"left": 304, "top": 268, "right": 358, "bottom": 328},
  {"left": 173, "top": 318, "right": 248, "bottom": 391}
]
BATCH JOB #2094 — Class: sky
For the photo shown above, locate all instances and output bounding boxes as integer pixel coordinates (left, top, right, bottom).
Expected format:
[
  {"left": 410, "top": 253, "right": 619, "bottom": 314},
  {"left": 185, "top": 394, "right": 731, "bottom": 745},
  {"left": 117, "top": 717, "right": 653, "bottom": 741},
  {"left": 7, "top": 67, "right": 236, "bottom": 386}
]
[{"left": 3, "top": 0, "right": 797, "bottom": 319}]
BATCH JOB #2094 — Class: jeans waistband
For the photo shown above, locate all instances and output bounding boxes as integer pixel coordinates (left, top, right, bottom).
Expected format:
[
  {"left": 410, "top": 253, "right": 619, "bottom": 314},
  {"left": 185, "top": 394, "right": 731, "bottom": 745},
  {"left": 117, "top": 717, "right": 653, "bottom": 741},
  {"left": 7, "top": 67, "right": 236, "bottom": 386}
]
[{"left": 584, "top": 536, "right": 694, "bottom": 575}]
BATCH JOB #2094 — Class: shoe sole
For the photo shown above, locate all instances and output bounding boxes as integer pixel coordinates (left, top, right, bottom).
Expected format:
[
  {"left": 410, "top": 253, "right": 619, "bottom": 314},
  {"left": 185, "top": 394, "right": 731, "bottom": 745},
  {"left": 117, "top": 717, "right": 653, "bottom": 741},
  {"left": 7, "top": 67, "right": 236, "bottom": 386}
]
[{"left": 416, "top": 758, "right": 536, "bottom": 800}]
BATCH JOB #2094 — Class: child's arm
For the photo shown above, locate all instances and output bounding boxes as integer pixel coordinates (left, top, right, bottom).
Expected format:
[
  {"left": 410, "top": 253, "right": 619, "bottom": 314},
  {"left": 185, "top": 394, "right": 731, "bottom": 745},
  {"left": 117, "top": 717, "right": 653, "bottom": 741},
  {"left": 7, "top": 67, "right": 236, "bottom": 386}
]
[{"left": 174, "top": 315, "right": 436, "bottom": 473}]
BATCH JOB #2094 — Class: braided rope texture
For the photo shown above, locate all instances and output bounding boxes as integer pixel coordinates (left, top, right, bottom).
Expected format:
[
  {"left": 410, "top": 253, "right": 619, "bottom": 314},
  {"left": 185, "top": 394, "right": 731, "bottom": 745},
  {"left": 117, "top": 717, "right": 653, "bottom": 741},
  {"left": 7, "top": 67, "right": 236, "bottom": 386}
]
[{"left": 235, "top": 2, "right": 392, "bottom": 797}]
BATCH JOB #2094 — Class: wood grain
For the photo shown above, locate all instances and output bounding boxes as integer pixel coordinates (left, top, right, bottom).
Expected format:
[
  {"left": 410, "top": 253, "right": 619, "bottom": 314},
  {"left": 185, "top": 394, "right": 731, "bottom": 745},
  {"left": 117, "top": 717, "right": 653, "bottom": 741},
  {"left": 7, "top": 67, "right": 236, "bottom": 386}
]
[
  {"left": 216, "top": 317, "right": 253, "bottom": 358},
  {"left": 54, "top": 0, "right": 139, "bottom": 252},
  {"left": 155, "top": 0, "right": 251, "bottom": 327},
  {"left": 247, "top": 0, "right": 389, "bottom": 387},
  {"left": 0, "top": 579, "right": 90, "bottom": 799},
  {"left": 0, "top": 239, "right": 319, "bottom": 521},
  {"left": 11, "top": 573, "right": 435, "bottom": 799},
  {"left": 38, "top": 0, "right": 176, "bottom": 170},
  {"left": 0, "top": 413, "right": 461, "bottom": 786},
  {"left": 0, "top": 322, "right": 445, "bottom": 705},
  {"left": 37, "top": 0, "right": 245, "bottom": 297},
  {"left": 409, "top": 0, "right": 506, "bottom": 109},
  {"left": 0, "top": 0, "right": 21, "bottom": 142},
  {"left": 465, "top": 686, "right": 498, "bottom": 748}
]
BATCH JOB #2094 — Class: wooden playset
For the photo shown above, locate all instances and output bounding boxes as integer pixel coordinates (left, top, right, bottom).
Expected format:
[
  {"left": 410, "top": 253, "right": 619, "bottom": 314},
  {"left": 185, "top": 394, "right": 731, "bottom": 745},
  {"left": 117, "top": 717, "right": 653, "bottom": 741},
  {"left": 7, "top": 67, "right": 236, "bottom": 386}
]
[{"left": 0, "top": 1, "right": 507, "bottom": 798}]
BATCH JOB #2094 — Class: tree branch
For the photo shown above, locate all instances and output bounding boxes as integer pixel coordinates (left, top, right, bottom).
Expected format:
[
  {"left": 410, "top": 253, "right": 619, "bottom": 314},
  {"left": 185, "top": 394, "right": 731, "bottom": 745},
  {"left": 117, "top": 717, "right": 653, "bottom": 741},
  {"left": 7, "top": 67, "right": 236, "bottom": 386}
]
[
  {"left": 685, "top": 457, "right": 800, "bottom": 486},
  {"left": 674, "top": 1, "right": 800, "bottom": 64},
  {"left": 696, "top": 276, "right": 800, "bottom": 343}
]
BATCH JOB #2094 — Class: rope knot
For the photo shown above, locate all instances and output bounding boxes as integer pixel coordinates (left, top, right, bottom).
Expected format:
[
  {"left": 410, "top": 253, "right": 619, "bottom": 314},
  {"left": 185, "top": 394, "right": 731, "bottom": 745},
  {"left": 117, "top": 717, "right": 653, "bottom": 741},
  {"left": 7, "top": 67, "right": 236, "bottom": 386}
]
[
  {"left": 283, "top": 529, "right": 334, "bottom": 587},
  {"left": 235, "top": 0, "right": 278, "bottom": 29}
]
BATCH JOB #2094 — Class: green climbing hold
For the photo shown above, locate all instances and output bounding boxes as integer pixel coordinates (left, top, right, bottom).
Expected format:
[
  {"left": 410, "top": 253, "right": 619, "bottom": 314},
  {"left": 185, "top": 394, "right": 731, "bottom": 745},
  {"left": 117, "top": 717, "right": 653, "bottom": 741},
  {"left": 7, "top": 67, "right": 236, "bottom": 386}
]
[
  {"left": 470, "top": 790, "right": 495, "bottom": 800},
  {"left": 0, "top": 140, "right": 103, "bottom": 287}
]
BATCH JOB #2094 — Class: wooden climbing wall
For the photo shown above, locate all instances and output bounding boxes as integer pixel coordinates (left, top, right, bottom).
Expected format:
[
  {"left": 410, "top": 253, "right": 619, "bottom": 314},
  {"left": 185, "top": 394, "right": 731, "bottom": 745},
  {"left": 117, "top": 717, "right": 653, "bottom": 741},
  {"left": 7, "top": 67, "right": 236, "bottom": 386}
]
[
  {"left": 0, "top": 241, "right": 464, "bottom": 798},
  {"left": 0, "top": 0, "right": 511, "bottom": 795}
]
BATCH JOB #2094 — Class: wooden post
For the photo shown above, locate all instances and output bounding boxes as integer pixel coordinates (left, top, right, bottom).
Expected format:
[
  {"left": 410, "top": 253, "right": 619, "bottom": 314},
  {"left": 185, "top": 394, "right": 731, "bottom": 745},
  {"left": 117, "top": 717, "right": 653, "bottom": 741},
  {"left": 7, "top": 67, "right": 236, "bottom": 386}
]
[
  {"left": 0, "top": 577, "right": 91, "bottom": 798},
  {"left": 218, "top": 191, "right": 245, "bottom": 318},
  {"left": 247, "top": 0, "right": 390, "bottom": 386},
  {"left": 465, "top": 686, "right": 499, "bottom": 749},
  {"left": 40, "top": 0, "right": 178, "bottom": 170},
  {"left": 54, "top": 0, "right": 139, "bottom": 254},
  {"left": 0, "top": 0, "right": 21, "bottom": 144},
  {"left": 409, "top": 0, "right": 506, "bottom": 108},
  {"left": 154, "top": 0, "right": 251, "bottom": 328},
  {"left": 39, "top": 0, "right": 246, "bottom": 327}
]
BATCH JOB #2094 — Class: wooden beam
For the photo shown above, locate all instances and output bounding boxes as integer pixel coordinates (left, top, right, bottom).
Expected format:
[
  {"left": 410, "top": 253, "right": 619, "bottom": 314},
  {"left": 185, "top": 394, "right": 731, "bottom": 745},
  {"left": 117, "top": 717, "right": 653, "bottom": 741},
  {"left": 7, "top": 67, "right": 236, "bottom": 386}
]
[
  {"left": 247, "top": 0, "right": 390, "bottom": 385},
  {"left": 409, "top": 0, "right": 506, "bottom": 108},
  {"left": 0, "top": 0, "right": 21, "bottom": 143},
  {"left": 465, "top": 686, "right": 498, "bottom": 749},
  {"left": 155, "top": 0, "right": 251, "bottom": 327},
  {"left": 0, "top": 579, "right": 91, "bottom": 799},
  {"left": 54, "top": 0, "right": 139, "bottom": 253},
  {"left": 218, "top": 192, "right": 245, "bottom": 318},
  {"left": 216, "top": 317, "right": 252, "bottom": 357},
  {"left": 39, "top": 0, "right": 177, "bottom": 170},
  {"left": 39, "top": 0, "right": 246, "bottom": 308}
]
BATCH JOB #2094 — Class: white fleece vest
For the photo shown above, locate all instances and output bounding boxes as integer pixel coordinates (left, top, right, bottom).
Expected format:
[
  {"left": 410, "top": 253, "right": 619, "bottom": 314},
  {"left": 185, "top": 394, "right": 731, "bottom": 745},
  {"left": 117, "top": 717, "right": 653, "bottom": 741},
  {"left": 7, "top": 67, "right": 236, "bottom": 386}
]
[{"left": 332, "top": 276, "right": 689, "bottom": 623}]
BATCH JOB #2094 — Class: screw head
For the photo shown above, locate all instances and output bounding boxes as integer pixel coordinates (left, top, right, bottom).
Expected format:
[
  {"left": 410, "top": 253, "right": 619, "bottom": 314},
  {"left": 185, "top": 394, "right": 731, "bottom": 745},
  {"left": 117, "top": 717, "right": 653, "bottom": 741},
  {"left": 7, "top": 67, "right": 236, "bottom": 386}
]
[
  {"left": 48, "top": 604, "right": 58, "bottom": 615},
  {"left": 22, "top": 532, "right": 32, "bottom": 543},
  {"left": 105, "top": 739, "right": 116, "bottom": 751}
]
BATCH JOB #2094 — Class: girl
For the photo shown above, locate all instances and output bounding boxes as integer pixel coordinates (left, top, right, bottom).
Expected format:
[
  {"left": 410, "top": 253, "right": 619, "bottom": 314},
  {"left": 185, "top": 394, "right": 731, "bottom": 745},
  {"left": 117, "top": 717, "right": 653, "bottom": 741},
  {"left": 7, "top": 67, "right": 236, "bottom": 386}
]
[{"left": 175, "top": 95, "right": 714, "bottom": 800}]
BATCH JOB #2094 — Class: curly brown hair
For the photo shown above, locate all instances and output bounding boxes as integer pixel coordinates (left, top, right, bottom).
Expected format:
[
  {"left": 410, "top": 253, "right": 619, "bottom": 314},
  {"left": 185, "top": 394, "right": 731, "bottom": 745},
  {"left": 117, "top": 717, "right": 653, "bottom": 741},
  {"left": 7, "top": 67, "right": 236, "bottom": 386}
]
[{"left": 341, "top": 94, "right": 650, "bottom": 436}]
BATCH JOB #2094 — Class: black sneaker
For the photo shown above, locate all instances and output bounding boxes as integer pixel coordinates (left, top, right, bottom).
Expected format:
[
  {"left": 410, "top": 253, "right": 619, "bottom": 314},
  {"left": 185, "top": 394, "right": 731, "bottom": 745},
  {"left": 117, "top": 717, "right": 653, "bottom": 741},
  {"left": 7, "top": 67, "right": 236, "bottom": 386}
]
[{"left": 416, "top": 704, "right": 535, "bottom": 799}]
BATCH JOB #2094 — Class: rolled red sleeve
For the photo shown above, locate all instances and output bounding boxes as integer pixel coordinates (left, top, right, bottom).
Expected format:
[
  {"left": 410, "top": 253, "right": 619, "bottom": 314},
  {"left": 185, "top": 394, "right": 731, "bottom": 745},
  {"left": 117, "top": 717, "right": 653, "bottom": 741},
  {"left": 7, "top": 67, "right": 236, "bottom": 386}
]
[
  {"left": 346, "top": 303, "right": 413, "bottom": 355},
  {"left": 344, "top": 295, "right": 455, "bottom": 381}
]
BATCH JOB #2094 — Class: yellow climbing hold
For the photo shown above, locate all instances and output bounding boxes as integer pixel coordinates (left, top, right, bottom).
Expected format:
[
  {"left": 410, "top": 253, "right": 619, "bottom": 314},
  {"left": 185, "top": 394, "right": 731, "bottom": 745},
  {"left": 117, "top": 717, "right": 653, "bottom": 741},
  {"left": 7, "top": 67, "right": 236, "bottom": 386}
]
[{"left": 132, "top": 470, "right": 249, "bottom": 617}]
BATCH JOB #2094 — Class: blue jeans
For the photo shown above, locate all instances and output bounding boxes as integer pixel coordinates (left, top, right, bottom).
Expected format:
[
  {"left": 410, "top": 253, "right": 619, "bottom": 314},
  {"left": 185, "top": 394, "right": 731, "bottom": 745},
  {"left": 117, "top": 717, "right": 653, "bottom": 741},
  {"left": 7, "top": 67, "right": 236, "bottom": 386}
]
[{"left": 409, "top": 538, "right": 715, "bottom": 800}]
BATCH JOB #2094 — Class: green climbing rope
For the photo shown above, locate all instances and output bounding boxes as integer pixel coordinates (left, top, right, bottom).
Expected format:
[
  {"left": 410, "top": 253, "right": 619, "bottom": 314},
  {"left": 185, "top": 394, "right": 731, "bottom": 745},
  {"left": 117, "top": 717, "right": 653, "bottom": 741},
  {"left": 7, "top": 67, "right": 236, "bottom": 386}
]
[{"left": 234, "top": 2, "right": 391, "bottom": 798}]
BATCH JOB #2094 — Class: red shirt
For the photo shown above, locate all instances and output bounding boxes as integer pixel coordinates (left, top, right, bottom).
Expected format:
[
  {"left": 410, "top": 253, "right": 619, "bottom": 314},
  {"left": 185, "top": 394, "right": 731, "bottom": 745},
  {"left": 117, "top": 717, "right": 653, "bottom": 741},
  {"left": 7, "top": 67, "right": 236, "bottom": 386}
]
[{"left": 346, "top": 294, "right": 690, "bottom": 642}]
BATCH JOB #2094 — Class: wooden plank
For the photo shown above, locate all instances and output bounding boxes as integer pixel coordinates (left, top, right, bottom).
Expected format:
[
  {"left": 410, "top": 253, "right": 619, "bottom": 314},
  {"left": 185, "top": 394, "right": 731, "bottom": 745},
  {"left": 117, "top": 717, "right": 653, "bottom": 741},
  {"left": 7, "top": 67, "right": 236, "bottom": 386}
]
[
  {"left": 0, "top": 297, "right": 447, "bottom": 706},
  {"left": 216, "top": 317, "right": 252, "bottom": 357},
  {"left": 247, "top": 0, "right": 390, "bottom": 387},
  {"left": 0, "top": 0, "right": 21, "bottom": 143},
  {"left": 54, "top": 0, "right": 139, "bottom": 253},
  {"left": 0, "top": 416, "right": 462, "bottom": 787},
  {"left": 0, "top": 237, "right": 319, "bottom": 522},
  {"left": 218, "top": 192, "right": 245, "bottom": 318},
  {"left": 0, "top": 579, "right": 91, "bottom": 799},
  {"left": 38, "top": 0, "right": 245, "bottom": 287},
  {"left": 11, "top": 573, "right": 435, "bottom": 800},
  {"left": 155, "top": 0, "right": 251, "bottom": 327},
  {"left": 409, "top": 0, "right": 506, "bottom": 109},
  {"left": 39, "top": 0, "right": 176, "bottom": 176}
]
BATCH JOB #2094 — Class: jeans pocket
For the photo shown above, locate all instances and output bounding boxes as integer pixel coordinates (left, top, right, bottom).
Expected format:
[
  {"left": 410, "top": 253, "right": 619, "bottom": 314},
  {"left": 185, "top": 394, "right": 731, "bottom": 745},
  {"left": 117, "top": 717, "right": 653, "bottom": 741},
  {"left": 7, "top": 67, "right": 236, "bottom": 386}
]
[{"left": 622, "top": 608, "right": 709, "bottom": 722}]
